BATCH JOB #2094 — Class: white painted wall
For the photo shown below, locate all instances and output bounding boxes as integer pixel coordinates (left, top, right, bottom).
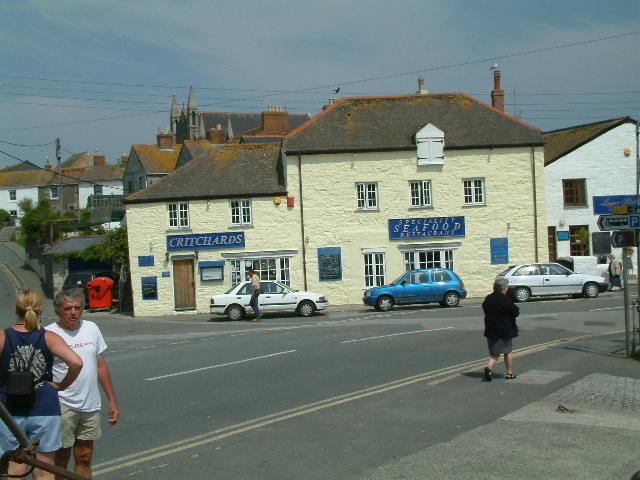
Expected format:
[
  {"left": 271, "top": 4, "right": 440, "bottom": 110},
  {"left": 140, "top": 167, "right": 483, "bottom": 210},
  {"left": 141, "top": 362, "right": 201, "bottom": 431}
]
[
  {"left": 545, "top": 122, "right": 637, "bottom": 273},
  {"left": 0, "top": 186, "right": 39, "bottom": 224}
]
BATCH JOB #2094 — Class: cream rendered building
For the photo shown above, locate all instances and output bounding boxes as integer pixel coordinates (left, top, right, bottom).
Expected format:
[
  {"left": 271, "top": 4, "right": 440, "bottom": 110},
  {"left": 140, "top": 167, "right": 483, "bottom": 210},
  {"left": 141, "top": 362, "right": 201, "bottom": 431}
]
[{"left": 125, "top": 91, "right": 546, "bottom": 317}]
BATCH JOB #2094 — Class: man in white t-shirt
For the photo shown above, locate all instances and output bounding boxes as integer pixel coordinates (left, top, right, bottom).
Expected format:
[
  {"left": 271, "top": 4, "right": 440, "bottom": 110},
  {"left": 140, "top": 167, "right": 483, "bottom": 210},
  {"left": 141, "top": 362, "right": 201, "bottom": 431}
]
[{"left": 46, "top": 288, "right": 120, "bottom": 479}]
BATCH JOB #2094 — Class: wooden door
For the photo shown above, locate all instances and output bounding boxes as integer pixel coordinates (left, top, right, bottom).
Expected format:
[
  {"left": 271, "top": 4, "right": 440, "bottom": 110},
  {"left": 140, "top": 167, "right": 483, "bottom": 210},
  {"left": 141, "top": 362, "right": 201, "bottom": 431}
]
[
  {"left": 173, "top": 259, "right": 196, "bottom": 310},
  {"left": 547, "top": 226, "right": 557, "bottom": 262}
]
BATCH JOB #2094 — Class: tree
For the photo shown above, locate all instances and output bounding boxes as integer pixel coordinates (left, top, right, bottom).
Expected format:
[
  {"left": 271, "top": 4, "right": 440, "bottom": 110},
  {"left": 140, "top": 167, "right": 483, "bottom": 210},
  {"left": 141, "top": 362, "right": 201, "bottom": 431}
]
[
  {"left": 20, "top": 200, "right": 63, "bottom": 245},
  {"left": 78, "top": 226, "right": 129, "bottom": 272},
  {"left": 0, "top": 209, "right": 11, "bottom": 226}
]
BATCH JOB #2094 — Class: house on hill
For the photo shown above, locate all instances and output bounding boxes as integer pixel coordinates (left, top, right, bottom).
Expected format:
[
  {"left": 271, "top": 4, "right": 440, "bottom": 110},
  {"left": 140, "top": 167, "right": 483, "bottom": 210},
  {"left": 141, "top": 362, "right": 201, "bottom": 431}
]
[
  {"left": 544, "top": 116, "right": 638, "bottom": 274},
  {"left": 123, "top": 73, "right": 547, "bottom": 317}
]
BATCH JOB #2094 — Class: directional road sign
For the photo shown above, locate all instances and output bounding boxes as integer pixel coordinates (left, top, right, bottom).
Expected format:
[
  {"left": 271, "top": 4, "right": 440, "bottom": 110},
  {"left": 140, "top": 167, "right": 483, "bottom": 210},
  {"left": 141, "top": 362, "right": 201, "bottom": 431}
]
[
  {"left": 597, "top": 214, "right": 640, "bottom": 231},
  {"left": 611, "top": 230, "right": 636, "bottom": 247}
]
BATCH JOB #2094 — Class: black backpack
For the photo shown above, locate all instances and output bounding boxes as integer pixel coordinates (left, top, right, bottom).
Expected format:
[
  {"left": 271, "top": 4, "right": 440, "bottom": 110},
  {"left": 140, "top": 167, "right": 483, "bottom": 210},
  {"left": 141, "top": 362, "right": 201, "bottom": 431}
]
[{"left": 4, "top": 329, "right": 45, "bottom": 407}]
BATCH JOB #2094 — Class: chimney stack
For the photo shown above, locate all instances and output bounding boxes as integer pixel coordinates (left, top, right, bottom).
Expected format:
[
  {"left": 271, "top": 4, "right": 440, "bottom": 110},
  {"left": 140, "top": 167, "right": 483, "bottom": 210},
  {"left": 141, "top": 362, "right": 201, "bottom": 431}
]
[
  {"left": 93, "top": 149, "right": 106, "bottom": 166},
  {"left": 157, "top": 129, "right": 174, "bottom": 150},
  {"left": 262, "top": 106, "right": 290, "bottom": 135},
  {"left": 491, "top": 70, "right": 504, "bottom": 111},
  {"left": 416, "top": 77, "right": 428, "bottom": 94},
  {"left": 206, "top": 124, "right": 226, "bottom": 144}
]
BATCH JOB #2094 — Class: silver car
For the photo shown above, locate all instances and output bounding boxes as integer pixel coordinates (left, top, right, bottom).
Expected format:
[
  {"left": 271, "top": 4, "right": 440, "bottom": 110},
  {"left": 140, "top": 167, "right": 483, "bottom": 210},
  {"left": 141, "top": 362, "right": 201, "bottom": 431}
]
[{"left": 496, "top": 262, "right": 609, "bottom": 302}]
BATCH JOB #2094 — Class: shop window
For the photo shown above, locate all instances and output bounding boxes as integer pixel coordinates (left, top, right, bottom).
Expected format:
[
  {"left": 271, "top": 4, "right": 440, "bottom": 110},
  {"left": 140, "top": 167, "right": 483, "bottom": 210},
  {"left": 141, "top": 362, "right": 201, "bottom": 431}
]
[
  {"left": 229, "top": 257, "right": 291, "bottom": 287},
  {"left": 563, "top": 179, "right": 587, "bottom": 206},
  {"left": 403, "top": 249, "right": 454, "bottom": 270},
  {"left": 569, "top": 225, "right": 590, "bottom": 256}
]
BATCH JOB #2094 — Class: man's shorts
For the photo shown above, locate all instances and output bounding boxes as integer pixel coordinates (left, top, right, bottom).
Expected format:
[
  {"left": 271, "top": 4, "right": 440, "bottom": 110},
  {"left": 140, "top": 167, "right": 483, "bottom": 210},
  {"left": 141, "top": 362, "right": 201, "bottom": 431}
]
[
  {"left": 60, "top": 404, "right": 101, "bottom": 448},
  {"left": 0, "top": 415, "right": 62, "bottom": 452}
]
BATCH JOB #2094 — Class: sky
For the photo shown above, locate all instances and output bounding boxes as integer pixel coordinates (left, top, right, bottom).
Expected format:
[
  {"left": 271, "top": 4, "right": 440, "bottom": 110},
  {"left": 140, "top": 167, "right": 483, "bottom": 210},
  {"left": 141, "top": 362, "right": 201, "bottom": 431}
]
[{"left": 1, "top": 0, "right": 639, "bottom": 171}]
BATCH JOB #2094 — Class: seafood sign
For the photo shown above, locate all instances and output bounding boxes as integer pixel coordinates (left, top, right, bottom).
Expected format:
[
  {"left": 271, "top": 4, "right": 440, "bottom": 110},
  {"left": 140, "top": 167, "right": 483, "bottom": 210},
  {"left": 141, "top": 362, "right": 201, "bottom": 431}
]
[{"left": 388, "top": 217, "right": 465, "bottom": 239}]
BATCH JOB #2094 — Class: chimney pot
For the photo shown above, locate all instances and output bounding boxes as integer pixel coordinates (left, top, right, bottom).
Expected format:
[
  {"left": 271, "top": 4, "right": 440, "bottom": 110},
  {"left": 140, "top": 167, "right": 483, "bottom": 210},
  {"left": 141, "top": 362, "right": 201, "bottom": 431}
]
[
  {"left": 206, "top": 128, "right": 225, "bottom": 144},
  {"left": 157, "top": 131, "right": 174, "bottom": 150},
  {"left": 262, "top": 108, "right": 290, "bottom": 135}
]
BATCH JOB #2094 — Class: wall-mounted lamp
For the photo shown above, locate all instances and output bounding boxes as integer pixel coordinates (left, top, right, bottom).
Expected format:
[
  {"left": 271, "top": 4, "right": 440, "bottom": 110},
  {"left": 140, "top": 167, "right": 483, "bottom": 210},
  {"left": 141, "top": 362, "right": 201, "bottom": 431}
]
[
  {"left": 304, "top": 236, "right": 310, "bottom": 244},
  {"left": 165, "top": 252, "right": 170, "bottom": 262},
  {"left": 559, "top": 219, "right": 566, "bottom": 227},
  {"left": 195, "top": 250, "right": 199, "bottom": 259}
]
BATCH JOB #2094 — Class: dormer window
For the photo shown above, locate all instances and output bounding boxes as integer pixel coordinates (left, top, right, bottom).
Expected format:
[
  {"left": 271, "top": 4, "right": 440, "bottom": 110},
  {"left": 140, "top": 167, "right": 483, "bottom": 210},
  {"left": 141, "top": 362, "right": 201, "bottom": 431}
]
[{"left": 415, "top": 123, "right": 444, "bottom": 165}]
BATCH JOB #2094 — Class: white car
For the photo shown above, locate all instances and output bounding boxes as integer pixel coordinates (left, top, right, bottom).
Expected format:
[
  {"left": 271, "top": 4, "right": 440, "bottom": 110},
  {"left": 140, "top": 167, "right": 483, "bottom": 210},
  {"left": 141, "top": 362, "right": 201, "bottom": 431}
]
[
  {"left": 210, "top": 280, "right": 328, "bottom": 320},
  {"left": 496, "top": 262, "right": 609, "bottom": 302}
]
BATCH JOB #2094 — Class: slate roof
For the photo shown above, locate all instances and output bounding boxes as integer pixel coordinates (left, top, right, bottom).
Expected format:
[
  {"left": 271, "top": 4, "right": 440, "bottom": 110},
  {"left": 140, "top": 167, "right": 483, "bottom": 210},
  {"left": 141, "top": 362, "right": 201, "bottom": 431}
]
[
  {"left": 543, "top": 116, "right": 637, "bottom": 166},
  {"left": 131, "top": 144, "right": 183, "bottom": 174},
  {"left": 200, "top": 112, "right": 310, "bottom": 138},
  {"left": 43, "top": 235, "right": 105, "bottom": 255},
  {"left": 285, "top": 94, "right": 544, "bottom": 154},
  {"left": 124, "top": 143, "right": 286, "bottom": 204}
]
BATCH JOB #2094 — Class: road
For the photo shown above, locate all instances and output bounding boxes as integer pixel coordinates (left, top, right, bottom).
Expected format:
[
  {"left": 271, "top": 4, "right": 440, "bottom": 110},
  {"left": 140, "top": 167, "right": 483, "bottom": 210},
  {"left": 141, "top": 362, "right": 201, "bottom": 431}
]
[
  {"left": 0, "top": 245, "right": 635, "bottom": 479},
  {"left": 89, "top": 296, "right": 628, "bottom": 479}
]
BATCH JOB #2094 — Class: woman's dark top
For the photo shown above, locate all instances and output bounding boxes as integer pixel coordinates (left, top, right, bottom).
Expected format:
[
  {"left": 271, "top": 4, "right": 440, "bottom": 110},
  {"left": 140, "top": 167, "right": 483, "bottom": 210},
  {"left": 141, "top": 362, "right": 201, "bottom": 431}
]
[
  {"left": 0, "top": 328, "right": 60, "bottom": 416},
  {"left": 482, "top": 291, "right": 520, "bottom": 340}
]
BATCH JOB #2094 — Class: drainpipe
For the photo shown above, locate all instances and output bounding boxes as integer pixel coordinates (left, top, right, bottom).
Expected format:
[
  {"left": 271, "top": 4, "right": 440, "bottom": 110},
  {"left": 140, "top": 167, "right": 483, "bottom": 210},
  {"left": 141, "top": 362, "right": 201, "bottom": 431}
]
[
  {"left": 297, "top": 153, "right": 308, "bottom": 290},
  {"left": 530, "top": 146, "right": 539, "bottom": 262}
]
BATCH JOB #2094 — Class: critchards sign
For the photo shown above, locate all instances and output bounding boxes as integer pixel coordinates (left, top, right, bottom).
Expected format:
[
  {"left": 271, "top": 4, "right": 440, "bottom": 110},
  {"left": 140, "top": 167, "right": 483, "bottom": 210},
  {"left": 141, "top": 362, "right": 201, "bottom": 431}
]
[
  {"left": 167, "top": 232, "right": 245, "bottom": 250},
  {"left": 389, "top": 217, "right": 465, "bottom": 239}
]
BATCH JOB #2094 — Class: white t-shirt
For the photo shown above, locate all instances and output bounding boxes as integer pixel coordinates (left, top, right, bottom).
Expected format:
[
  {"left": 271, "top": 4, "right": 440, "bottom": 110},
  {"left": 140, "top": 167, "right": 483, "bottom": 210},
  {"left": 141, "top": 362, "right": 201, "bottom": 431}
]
[{"left": 45, "top": 320, "right": 107, "bottom": 412}]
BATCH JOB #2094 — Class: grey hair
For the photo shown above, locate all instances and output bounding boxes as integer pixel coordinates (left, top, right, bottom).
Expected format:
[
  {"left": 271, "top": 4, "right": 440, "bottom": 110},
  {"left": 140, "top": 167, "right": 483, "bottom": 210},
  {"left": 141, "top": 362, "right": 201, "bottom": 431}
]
[
  {"left": 53, "top": 288, "right": 85, "bottom": 311},
  {"left": 493, "top": 278, "right": 509, "bottom": 292}
]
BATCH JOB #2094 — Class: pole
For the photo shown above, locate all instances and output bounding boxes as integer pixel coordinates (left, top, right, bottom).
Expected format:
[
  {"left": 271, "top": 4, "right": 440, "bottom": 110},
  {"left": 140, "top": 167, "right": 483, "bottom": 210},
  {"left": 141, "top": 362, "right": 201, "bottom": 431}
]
[
  {"left": 623, "top": 252, "right": 632, "bottom": 356},
  {"left": 56, "top": 138, "right": 63, "bottom": 213}
]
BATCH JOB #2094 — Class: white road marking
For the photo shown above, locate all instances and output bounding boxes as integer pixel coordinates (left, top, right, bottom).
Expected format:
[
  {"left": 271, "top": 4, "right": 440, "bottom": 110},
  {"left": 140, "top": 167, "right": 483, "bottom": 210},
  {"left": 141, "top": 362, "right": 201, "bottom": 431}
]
[
  {"left": 145, "top": 350, "right": 297, "bottom": 381},
  {"left": 341, "top": 327, "right": 454, "bottom": 344}
]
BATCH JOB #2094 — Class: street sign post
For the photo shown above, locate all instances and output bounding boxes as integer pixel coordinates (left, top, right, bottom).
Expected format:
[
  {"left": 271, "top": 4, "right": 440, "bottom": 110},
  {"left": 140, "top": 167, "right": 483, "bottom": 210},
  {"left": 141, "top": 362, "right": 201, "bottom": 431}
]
[{"left": 597, "top": 214, "right": 640, "bottom": 231}]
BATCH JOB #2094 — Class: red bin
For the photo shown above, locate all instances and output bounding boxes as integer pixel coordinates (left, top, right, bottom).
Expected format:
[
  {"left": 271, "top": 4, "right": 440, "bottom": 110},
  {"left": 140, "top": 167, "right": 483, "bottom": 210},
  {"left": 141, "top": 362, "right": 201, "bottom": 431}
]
[{"left": 86, "top": 277, "right": 115, "bottom": 310}]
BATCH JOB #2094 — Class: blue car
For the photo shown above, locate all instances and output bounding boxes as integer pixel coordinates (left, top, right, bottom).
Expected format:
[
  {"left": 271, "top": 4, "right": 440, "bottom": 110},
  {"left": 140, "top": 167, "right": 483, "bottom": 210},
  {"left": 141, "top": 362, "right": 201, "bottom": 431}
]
[{"left": 363, "top": 268, "right": 467, "bottom": 311}]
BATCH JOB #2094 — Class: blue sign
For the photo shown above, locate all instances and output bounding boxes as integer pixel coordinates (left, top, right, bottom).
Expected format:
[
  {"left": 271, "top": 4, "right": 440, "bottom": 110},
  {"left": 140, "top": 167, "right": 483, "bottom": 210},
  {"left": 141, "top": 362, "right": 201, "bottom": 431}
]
[
  {"left": 389, "top": 217, "right": 465, "bottom": 239},
  {"left": 593, "top": 195, "right": 637, "bottom": 214},
  {"left": 167, "top": 232, "right": 245, "bottom": 250},
  {"left": 318, "top": 247, "right": 342, "bottom": 281},
  {"left": 490, "top": 238, "right": 509, "bottom": 264}
]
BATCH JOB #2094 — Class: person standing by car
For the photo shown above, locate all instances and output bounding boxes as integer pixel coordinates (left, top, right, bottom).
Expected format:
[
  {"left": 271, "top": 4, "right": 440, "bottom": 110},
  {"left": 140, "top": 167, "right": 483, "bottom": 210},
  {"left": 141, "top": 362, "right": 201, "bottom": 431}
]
[
  {"left": 607, "top": 255, "right": 623, "bottom": 291},
  {"left": 248, "top": 269, "right": 262, "bottom": 322},
  {"left": 482, "top": 278, "right": 520, "bottom": 381}
]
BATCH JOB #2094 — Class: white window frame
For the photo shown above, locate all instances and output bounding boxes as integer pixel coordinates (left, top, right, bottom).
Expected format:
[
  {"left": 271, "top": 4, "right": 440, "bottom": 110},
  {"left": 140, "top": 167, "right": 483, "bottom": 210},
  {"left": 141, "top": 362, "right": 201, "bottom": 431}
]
[
  {"left": 410, "top": 180, "right": 432, "bottom": 208},
  {"left": 9, "top": 190, "right": 16, "bottom": 202},
  {"left": 50, "top": 186, "right": 59, "bottom": 200},
  {"left": 94, "top": 184, "right": 103, "bottom": 196},
  {"left": 230, "top": 199, "right": 252, "bottom": 226},
  {"left": 229, "top": 256, "right": 292, "bottom": 287},
  {"left": 356, "top": 182, "right": 378, "bottom": 210},
  {"left": 168, "top": 202, "right": 189, "bottom": 229},
  {"left": 463, "top": 178, "right": 485, "bottom": 205},
  {"left": 363, "top": 248, "right": 386, "bottom": 287}
]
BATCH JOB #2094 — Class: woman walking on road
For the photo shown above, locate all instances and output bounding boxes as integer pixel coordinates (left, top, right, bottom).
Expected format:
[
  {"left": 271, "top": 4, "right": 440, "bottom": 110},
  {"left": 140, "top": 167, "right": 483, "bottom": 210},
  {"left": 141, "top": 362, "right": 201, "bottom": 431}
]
[{"left": 482, "top": 278, "right": 520, "bottom": 382}]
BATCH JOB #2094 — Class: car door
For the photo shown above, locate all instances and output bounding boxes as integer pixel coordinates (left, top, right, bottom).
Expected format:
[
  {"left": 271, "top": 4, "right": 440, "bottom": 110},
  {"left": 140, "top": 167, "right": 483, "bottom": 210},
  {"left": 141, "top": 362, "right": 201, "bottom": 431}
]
[
  {"left": 259, "top": 282, "right": 295, "bottom": 313},
  {"left": 541, "top": 263, "right": 580, "bottom": 294},
  {"left": 511, "top": 264, "right": 544, "bottom": 295},
  {"left": 427, "top": 270, "right": 451, "bottom": 301},
  {"left": 234, "top": 283, "right": 253, "bottom": 308},
  {"left": 395, "top": 271, "right": 430, "bottom": 304}
]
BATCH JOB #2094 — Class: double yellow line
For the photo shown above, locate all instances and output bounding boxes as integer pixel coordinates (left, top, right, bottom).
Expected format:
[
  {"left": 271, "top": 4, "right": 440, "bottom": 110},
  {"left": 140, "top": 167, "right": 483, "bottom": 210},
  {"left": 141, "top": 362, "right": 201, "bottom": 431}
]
[
  {"left": 93, "top": 329, "right": 622, "bottom": 476},
  {"left": 0, "top": 263, "right": 25, "bottom": 292}
]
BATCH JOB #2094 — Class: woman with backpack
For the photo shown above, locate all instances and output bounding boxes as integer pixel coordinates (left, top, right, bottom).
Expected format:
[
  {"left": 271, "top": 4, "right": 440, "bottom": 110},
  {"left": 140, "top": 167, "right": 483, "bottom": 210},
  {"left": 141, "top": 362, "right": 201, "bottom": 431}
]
[{"left": 0, "top": 290, "right": 83, "bottom": 480}]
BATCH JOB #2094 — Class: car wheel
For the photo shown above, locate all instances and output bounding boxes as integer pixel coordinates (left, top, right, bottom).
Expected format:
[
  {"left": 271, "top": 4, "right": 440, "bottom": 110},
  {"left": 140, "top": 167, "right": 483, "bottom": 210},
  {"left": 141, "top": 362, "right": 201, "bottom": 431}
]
[
  {"left": 583, "top": 282, "right": 600, "bottom": 298},
  {"left": 297, "top": 300, "right": 316, "bottom": 317},
  {"left": 375, "top": 295, "right": 394, "bottom": 311},
  {"left": 440, "top": 291, "right": 460, "bottom": 307},
  {"left": 513, "top": 287, "right": 531, "bottom": 302},
  {"left": 226, "top": 305, "right": 245, "bottom": 321}
]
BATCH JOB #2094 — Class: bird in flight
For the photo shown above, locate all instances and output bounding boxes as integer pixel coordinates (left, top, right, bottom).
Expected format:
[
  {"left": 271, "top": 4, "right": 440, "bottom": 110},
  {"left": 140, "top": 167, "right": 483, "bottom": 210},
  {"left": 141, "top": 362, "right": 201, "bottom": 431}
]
[{"left": 334, "top": 87, "right": 340, "bottom": 93}]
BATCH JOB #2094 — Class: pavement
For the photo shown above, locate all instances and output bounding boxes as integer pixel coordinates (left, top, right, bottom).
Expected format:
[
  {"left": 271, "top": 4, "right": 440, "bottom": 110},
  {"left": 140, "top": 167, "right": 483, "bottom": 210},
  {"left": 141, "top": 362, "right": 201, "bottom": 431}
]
[{"left": 2, "top": 242, "right": 640, "bottom": 479}]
